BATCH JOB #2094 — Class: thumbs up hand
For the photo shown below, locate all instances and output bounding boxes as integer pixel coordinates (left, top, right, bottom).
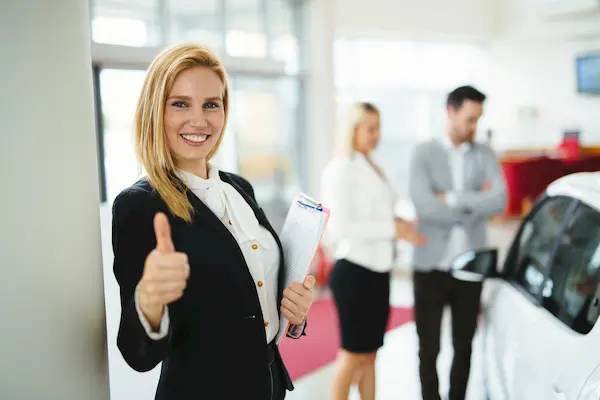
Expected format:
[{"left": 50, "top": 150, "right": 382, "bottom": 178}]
[{"left": 138, "top": 212, "right": 190, "bottom": 329}]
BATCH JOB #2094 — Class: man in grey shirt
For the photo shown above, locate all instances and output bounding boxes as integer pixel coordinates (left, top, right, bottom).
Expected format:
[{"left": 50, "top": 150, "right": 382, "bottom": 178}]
[{"left": 409, "top": 86, "right": 507, "bottom": 400}]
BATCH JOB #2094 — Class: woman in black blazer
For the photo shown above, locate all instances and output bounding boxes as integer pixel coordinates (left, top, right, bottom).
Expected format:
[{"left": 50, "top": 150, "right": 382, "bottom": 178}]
[{"left": 112, "top": 42, "right": 314, "bottom": 400}]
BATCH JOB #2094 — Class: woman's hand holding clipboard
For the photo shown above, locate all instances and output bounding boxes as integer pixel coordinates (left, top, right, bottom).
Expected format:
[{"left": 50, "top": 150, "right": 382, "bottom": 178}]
[{"left": 280, "top": 276, "right": 315, "bottom": 325}]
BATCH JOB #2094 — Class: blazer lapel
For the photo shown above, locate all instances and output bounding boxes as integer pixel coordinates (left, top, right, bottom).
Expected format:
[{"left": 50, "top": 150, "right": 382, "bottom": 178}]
[
  {"left": 219, "top": 172, "right": 287, "bottom": 306},
  {"left": 433, "top": 141, "right": 454, "bottom": 190},
  {"left": 169, "top": 176, "right": 260, "bottom": 307},
  {"left": 218, "top": 172, "right": 283, "bottom": 249},
  {"left": 170, "top": 174, "right": 230, "bottom": 236},
  {"left": 186, "top": 190, "right": 226, "bottom": 232},
  {"left": 463, "top": 148, "right": 481, "bottom": 190}
]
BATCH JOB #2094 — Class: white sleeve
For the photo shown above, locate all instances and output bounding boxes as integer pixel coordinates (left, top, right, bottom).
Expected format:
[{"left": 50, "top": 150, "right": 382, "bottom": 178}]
[{"left": 134, "top": 285, "right": 170, "bottom": 340}]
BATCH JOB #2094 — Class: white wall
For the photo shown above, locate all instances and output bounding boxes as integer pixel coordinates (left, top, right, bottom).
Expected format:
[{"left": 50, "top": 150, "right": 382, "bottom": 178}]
[
  {"left": 485, "top": 0, "right": 600, "bottom": 150},
  {"left": 486, "top": 39, "right": 600, "bottom": 150},
  {"left": 304, "top": 0, "right": 336, "bottom": 198},
  {"left": 334, "top": 0, "right": 600, "bottom": 151},
  {"left": 336, "top": 0, "right": 498, "bottom": 38},
  {"left": 0, "top": 1, "right": 110, "bottom": 398},
  {"left": 499, "top": 0, "right": 600, "bottom": 40}
]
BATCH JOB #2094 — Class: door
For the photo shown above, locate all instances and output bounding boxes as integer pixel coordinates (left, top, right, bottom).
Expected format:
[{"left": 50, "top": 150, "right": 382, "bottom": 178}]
[
  {"left": 486, "top": 196, "right": 600, "bottom": 399},
  {"left": 578, "top": 362, "right": 600, "bottom": 400},
  {"left": 541, "top": 202, "right": 600, "bottom": 400},
  {"left": 485, "top": 195, "right": 575, "bottom": 399}
]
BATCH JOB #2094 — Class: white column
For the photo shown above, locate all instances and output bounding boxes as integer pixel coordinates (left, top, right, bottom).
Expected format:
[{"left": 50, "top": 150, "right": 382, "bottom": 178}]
[
  {"left": 301, "top": 0, "right": 337, "bottom": 198},
  {"left": 0, "top": 1, "right": 110, "bottom": 399}
]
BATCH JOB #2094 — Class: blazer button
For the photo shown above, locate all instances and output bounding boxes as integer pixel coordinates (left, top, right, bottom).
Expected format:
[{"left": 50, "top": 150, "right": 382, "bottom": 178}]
[
  {"left": 257, "top": 281, "right": 264, "bottom": 287},
  {"left": 228, "top": 220, "right": 232, "bottom": 225},
  {"left": 252, "top": 244, "right": 259, "bottom": 250},
  {"left": 264, "top": 321, "right": 269, "bottom": 327}
]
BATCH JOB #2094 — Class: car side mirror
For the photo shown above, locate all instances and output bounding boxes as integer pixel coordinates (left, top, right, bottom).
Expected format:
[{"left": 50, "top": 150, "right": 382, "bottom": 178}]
[{"left": 449, "top": 248, "right": 499, "bottom": 282}]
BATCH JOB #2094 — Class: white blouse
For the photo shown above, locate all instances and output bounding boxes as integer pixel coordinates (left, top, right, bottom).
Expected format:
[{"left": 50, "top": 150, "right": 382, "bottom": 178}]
[
  {"left": 134, "top": 164, "right": 299, "bottom": 343},
  {"left": 320, "top": 152, "right": 398, "bottom": 273}
]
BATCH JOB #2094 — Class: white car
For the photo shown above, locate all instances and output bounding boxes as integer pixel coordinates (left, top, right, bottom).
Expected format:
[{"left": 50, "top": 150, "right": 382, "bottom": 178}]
[{"left": 450, "top": 172, "right": 600, "bottom": 400}]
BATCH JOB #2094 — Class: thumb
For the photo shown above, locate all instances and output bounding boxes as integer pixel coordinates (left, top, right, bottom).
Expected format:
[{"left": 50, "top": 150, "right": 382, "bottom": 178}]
[
  {"left": 303, "top": 275, "right": 316, "bottom": 290},
  {"left": 154, "top": 212, "right": 175, "bottom": 253}
]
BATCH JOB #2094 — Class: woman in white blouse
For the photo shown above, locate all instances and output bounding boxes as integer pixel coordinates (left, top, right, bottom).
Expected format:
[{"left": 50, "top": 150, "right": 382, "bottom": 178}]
[
  {"left": 112, "top": 42, "right": 314, "bottom": 400},
  {"left": 321, "top": 102, "right": 426, "bottom": 400}
]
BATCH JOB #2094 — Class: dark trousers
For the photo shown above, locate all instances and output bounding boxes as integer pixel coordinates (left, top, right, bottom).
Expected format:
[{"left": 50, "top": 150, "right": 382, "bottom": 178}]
[
  {"left": 413, "top": 270, "right": 483, "bottom": 400},
  {"left": 267, "top": 342, "right": 286, "bottom": 400}
]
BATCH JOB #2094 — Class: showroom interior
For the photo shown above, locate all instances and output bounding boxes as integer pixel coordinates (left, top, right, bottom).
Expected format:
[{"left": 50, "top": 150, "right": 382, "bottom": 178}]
[{"left": 2, "top": 0, "right": 600, "bottom": 399}]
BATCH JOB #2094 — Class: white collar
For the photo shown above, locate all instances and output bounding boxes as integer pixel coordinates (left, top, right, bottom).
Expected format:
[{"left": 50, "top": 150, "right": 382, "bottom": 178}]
[
  {"left": 352, "top": 150, "right": 374, "bottom": 164},
  {"left": 441, "top": 135, "right": 471, "bottom": 153},
  {"left": 175, "top": 163, "right": 220, "bottom": 190},
  {"left": 175, "top": 164, "right": 269, "bottom": 248}
]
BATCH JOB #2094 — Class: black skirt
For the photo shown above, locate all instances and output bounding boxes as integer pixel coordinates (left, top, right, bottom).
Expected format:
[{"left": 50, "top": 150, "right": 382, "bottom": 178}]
[{"left": 329, "top": 258, "right": 391, "bottom": 353}]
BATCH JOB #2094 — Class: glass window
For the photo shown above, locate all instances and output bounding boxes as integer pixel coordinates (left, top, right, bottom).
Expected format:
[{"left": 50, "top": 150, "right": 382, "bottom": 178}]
[
  {"left": 229, "top": 76, "right": 301, "bottom": 231},
  {"left": 543, "top": 203, "right": 600, "bottom": 334},
  {"left": 506, "top": 196, "right": 574, "bottom": 299},
  {"left": 266, "top": 0, "right": 299, "bottom": 74},
  {"left": 167, "top": 0, "right": 223, "bottom": 51},
  {"left": 225, "top": 0, "right": 267, "bottom": 58},
  {"left": 98, "top": 69, "right": 147, "bottom": 202},
  {"left": 335, "top": 88, "right": 446, "bottom": 198},
  {"left": 334, "top": 39, "right": 491, "bottom": 201},
  {"left": 91, "top": 0, "right": 162, "bottom": 47},
  {"left": 334, "top": 39, "right": 489, "bottom": 90},
  {"left": 97, "top": 67, "right": 240, "bottom": 203}
]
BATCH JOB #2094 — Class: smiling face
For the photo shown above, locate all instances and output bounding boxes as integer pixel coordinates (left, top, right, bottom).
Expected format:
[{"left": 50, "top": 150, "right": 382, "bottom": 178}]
[{"left": 163, "top": 66, "right": 225, "bottom": 174}]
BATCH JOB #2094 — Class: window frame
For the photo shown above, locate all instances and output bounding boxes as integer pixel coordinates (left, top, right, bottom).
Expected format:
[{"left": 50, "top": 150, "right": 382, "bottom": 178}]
[
  {"left": 502, "top": 194, "right": 579, "bottom": 305},
  {"left": 93, "top": 64, "right": 305, "bottom": 204},
  {"left": 541, "top": 199, "right": 600, "bottom": 334},
  {"left": 503, "top": 193, "right": 600, "bottom": 334},
  {"left": 90, "top": 0, "right": 308, "bottom": 204},
  {"left": 92, "top": 65, "right": 108, "bottom": 203}
]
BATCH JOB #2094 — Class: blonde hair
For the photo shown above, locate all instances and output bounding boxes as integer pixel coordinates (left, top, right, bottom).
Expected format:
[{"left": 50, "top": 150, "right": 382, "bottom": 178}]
[
  {"left": 334, "top": 102, "right": 379, "bottom": 156},
  {"left": 134, "top": 42, "right": 229, "bottom": 222}
]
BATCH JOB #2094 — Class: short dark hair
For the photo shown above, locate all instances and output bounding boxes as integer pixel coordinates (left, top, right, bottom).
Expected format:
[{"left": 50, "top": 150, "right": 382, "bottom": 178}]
[
  {"left": 358, "top": 102, "right": 379, "bottom": 114},
  {"left": 446, "top": 85, "right": 486, "bottom": 109}
]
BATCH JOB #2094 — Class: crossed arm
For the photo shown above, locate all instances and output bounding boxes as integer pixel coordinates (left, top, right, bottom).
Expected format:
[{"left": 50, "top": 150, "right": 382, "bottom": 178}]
[
  {"left": 409, "top": 145, "right": 464, "bottom": 228},
  {"left": 409, "top": 144, "right": 507, "bottom": 227},
  {"left": 445, "top": 148, "right": 507, "bottom": 218}
]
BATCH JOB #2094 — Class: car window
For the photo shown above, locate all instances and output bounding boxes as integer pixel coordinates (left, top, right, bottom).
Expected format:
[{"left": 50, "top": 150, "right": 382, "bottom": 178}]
[
  {"left": 543, "top": 202, "right": 600, "bottom": 334},
  {"left": 506, "top": 196, "right": 574, "bottom": 299}
]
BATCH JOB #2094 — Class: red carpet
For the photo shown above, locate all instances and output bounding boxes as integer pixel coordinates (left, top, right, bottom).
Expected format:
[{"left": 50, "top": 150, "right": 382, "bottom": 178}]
[{"left": 279, "top": 297, "right": 413, "bottom": 381}]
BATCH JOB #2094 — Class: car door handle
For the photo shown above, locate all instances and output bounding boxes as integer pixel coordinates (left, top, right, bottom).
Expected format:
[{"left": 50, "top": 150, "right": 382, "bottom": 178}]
[{"left": 553, "top": 386, "right": 566, "bottom": 400}]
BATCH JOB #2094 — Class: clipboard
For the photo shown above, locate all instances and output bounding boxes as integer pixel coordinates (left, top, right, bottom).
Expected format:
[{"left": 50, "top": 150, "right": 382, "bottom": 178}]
[{"left": 275, "top": 193, "right": 330, "bottom": 345}]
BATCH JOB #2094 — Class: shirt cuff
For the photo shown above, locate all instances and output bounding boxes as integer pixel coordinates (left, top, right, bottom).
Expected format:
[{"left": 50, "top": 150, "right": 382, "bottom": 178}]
[
  {"left": 445, "top": 191, "right": 458, "bottom": 207},
  {"left": 286, "top": 321, "right": 306, "bottom": 339},
  {"left": 134, "top": 285, "right": 170, "bottom": 341}
]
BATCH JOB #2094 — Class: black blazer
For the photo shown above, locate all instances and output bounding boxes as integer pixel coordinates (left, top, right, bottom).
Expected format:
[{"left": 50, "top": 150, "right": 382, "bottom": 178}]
[{"left": 112, "top": 171, "right": 299, "bottom": 400}]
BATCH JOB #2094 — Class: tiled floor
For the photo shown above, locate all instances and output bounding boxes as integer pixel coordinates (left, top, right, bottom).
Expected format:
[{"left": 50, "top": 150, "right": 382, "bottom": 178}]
[{"left": 100, "top": 202, "right": 518, "bottom": 400}]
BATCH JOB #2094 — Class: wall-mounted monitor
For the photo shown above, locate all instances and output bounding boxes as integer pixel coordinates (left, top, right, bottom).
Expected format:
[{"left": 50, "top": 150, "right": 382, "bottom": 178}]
[{"left": 576, "top": 53, "right": 600, "bottom": 95}]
